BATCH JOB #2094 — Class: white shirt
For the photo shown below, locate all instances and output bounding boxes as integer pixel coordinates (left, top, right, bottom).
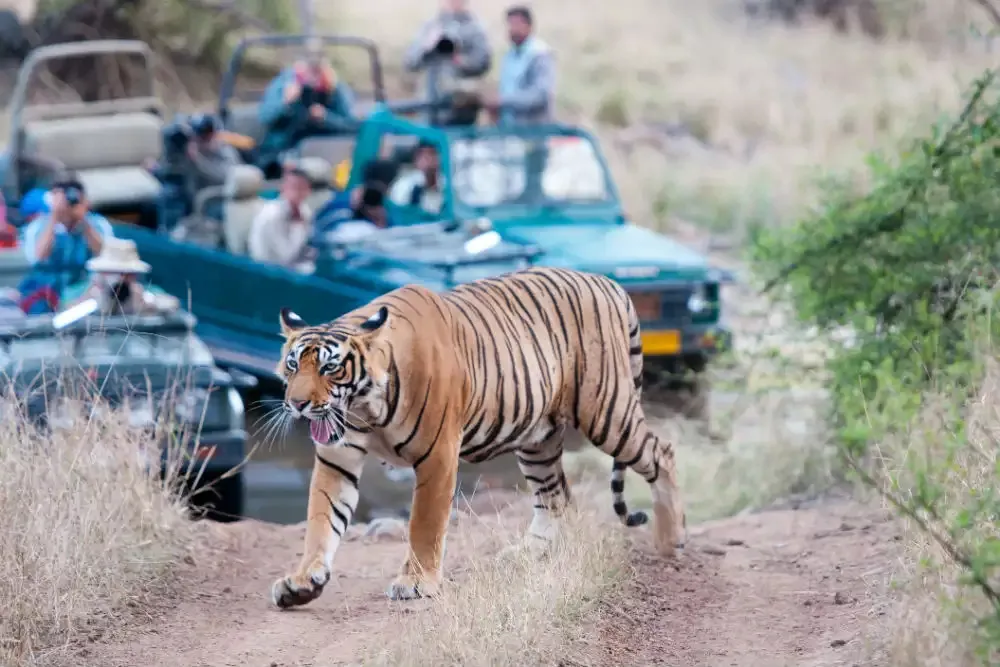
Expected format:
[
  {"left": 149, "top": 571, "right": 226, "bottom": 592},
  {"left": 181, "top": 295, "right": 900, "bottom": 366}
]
[
  {"left": 248, "top": 199, "right": 313, "bottom": 270},
  {"left": 388, "top": 168, "right": 443, "bottom": 216}
]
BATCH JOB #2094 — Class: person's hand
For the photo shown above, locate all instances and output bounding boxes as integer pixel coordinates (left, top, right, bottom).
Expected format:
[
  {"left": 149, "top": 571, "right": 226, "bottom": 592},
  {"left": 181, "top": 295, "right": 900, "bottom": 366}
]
[
  {"left": 142, "top": 157, "right": 159, "bottom": 172},
  {"left": 309, "top": 104, "right": 326, "bottom": 121},
  {"left": 423, "top": 25, "right": 442, "bottom": 52},
  {"left": 186, "top": 142, "right": 199, "bottom": 160},
  {"left": 283, "top": 81, "right": 302, "bottom": 104}
]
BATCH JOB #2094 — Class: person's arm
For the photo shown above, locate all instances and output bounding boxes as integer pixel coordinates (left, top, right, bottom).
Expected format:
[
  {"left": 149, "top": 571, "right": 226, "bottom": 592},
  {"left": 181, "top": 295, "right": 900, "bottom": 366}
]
[
  {"left": 454, "top": 18, "right": 492, "bottom": 78},
  {"left": 24, "top": 217, "right": 56, "bottom": 263},
  {"left": 498, "top": 49, "right": 555, "bottom": 114},
  {"left": 188, "top": 146, "right": 233, "bottom": 187},
  {"left": 259, "top": 71, "right": 295, "bottom": 126},
  {"left": 388, "top": 171, "right": 420, "bottom": 207},
  {"left": 247, "top": 204, "right": 276, "bottom": 262},
  {"left": 317, "top": 85, "right": 360, "bottom": 134},
  {"left": 403, "top": 18, "right": 438, "bottom": 72},
  {"left": 80, "top": 214, "right": 112, "bottom": 256},
  {"left": 270, "top": 222, "right": 309, "bottom": 266}
]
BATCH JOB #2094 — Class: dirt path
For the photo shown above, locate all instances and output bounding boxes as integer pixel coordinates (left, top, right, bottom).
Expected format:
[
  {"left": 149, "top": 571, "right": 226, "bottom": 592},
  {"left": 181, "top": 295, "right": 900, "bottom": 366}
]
[{"left": 66, "top": 490, "right": 898, "bottom": 667}]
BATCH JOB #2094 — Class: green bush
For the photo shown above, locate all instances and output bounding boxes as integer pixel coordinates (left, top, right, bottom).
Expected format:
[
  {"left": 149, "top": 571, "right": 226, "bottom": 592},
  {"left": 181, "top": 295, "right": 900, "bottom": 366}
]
[{"left": 751, "top": 68, "right": 1000, "bottom": 663}]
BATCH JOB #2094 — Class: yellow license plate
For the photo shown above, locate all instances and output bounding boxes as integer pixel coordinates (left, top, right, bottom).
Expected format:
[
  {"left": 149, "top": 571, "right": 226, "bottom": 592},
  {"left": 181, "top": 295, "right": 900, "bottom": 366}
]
[{"left": 641, "top": 330, "right": 680, "bottom": 355}]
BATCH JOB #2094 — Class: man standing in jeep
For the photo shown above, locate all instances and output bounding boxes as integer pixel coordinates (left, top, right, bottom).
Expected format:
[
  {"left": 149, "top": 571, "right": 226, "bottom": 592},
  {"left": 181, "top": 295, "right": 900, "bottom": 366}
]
[{"left": 403, "top": 0, "right": 492, "bottom": 126}]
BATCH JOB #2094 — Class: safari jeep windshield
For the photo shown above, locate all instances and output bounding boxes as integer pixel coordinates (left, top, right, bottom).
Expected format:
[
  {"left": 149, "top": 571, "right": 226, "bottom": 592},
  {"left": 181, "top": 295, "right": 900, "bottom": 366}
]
[{"left": 449, "top": 130, "right": 614, "bottom": 211}]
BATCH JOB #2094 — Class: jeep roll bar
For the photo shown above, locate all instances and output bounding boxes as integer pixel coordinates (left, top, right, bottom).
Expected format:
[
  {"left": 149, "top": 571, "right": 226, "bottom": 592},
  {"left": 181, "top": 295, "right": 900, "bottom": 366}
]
[
  {"left": 4, "top": 40, "right": 158, "bottom": 198},
  {"left": 217, "top": 33, "right": 387, "bottom": 125}
]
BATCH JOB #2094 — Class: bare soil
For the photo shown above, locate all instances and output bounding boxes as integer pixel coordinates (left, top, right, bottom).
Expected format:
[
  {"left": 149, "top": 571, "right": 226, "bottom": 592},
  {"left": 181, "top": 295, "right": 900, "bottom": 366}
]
[{"left": 63, "top": 489, "right": 898, "bottom": 667}]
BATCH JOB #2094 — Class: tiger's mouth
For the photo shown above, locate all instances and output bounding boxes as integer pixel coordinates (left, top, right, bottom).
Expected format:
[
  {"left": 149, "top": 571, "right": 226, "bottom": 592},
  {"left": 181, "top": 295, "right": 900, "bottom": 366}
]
[{"left": 307, "top": 407, "right": 344, "bottom": 445}]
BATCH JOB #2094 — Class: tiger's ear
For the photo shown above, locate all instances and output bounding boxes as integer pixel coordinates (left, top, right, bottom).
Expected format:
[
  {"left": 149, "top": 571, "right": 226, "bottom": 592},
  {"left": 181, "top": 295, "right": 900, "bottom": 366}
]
[
  {"left": 359, "top": 306, "right": 389, "bottom": 334},
  {"left": 279, "top": 308, "right": 308, "bottom": 336}
]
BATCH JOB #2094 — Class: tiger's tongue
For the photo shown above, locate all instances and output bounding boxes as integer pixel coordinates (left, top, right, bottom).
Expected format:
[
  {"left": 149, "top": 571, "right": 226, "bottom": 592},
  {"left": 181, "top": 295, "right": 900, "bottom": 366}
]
[{"left": 310, "top": 420, "right": 332, "bottom": 444}]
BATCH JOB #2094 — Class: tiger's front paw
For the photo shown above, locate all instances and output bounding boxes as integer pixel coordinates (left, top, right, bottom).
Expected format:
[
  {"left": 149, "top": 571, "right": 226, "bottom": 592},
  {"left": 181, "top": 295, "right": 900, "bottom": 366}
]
[
  {"left": 385, "top": 572, "right": 441, "bottom": 601},
  {"left": 270, "top": 559, "right": 331, "bottom": 609}
]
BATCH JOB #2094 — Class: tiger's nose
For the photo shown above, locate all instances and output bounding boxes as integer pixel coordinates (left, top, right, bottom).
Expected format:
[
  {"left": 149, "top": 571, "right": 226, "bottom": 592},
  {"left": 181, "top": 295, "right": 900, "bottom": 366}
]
[{"left": 291, "top": 399, "right": 310, "bottom": 412}]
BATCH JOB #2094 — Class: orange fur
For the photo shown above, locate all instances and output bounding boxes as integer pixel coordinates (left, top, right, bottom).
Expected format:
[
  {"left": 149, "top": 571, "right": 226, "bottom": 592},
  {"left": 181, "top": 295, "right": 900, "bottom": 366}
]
[{"left": 269, "top": 267, "right": 685, "bottom": 609}]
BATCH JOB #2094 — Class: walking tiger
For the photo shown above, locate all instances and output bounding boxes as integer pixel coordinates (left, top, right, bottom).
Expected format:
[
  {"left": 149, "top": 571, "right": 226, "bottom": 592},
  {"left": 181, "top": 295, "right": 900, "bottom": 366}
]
[{"left": 270, "top": 266, "right": 685, "bottom": 609}]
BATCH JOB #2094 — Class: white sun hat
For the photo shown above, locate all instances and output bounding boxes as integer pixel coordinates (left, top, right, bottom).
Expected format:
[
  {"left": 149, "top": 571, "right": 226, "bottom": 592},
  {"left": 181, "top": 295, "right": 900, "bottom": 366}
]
[{"left": 85, "top": 237, "right": 151, "bottom": 274}]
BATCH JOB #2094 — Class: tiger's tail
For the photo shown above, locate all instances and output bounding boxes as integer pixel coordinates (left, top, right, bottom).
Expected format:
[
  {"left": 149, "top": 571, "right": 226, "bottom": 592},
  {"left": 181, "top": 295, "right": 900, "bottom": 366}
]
[
  {"left": 611, "top": 461, "right": 649, "bottom": 527},
  {"left": 610, "top": 290, "right": 650, "bottom": 528}
]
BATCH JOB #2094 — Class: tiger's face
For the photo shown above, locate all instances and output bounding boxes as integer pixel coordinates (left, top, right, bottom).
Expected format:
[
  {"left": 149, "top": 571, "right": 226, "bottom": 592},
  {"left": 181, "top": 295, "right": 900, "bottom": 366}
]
[{"left": 276, "top": 307, "right": 389, "bottom": 445}]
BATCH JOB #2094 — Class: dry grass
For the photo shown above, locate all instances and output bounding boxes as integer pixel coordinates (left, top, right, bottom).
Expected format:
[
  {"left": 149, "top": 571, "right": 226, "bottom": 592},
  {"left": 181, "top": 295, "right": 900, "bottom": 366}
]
[
  {"left": 364, "top": 484, "right": 629, "bottom": 667},
  {"left": 0, "top": 393, "right": 196, "bottom": 667},
  {"left": 868, "top": 362, "right": 1000, "bottom": 666},
  {"left": 330, "top": 0, "right": 997, "bottom": 233}
]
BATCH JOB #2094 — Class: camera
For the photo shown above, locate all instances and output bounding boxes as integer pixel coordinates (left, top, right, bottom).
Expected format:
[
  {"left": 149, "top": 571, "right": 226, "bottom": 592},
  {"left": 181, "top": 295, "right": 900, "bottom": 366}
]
[
  {"left": 429, "top": 24, "right": 462, "bottom": 58},
  {"left": 63, "top": 186, "right": 83, "bottom": 207},
  {"left": 300, "top": 84, "right": 320, "bottom": 108},
  {"left": 161, "top": 112, "right": 220, "bottom": 166},
  {"left": 361, "top": 183, "right": 385, "bottom": 208}
]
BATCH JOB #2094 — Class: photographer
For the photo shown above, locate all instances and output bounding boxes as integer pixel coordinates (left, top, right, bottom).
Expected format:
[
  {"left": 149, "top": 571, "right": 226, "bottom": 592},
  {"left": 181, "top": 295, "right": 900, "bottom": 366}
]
[
  {"left": 60, "top": 238, "right": 180, "bottom": 317},
  {"left": 403, "top": 0, "right": 492, "bottom": 126},
  {"left": 314, "top": 159, "right": 399, "bottom": 240},
  {"left": 184, "top": 113, "right": 241, "bottom": 219},
  {"left": 257, "top": 43, "right": 358, "bottom": 178},
  {"left": 147, "top": 113, "right": 239, "bottom": 230},
  {"left": 19, "top": 177, "right": 114, "bottom": 313}
]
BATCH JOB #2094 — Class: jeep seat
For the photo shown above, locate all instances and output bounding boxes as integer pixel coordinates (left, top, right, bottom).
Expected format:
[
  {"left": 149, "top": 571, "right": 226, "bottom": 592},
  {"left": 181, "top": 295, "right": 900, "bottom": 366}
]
[
  {"left": 297, "top": 156, "right": 334, "bottom": 211},
  {"left": 223, "top": 164, "right": 266, "bottom": 255},
  {"left": 23, "top": 111, "right": 163, "bottom": 211}
]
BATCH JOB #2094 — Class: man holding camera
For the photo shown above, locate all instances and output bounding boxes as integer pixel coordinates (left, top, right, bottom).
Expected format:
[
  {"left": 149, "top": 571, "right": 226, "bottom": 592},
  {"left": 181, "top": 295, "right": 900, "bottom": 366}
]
[
  {"left": 60, "top": 237, "right": 180, "bottom": 317},
  {"left": 313, "top": 159, "right": 398, "bottom": 241},
  {"left": 184, "top": 113, "right": 241, "bottom": 218},
  {"left": 258, "top": 43, "right": 358, "bottom": 179},
  {"left": 21, "top": 177, "right": 114, "bottom": 305},
  {"left": 404, "top": 0, "right": 492, "bottom": 126}
]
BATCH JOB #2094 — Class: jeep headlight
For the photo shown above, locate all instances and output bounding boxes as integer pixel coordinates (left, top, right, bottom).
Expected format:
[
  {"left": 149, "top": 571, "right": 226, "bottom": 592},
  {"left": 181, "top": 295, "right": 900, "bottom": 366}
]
[
  {"left": 687, "top": 284, "right": 710, "bottom": 313},
  {"left": 174, "top": 387, "right": 210, "bottom": 424},
  {"left": 227, "top": 387, "right": 245, "bottom": 432}
]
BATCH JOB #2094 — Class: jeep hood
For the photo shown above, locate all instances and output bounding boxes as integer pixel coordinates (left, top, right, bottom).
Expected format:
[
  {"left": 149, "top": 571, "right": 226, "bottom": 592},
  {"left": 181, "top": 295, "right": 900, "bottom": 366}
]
[{"left": 500, "top": 223, "right": 711, "bottom": 281}]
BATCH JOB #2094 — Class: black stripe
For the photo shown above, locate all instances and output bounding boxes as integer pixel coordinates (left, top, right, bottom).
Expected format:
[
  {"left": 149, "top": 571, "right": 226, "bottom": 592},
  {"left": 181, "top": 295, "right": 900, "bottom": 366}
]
[{"left": 315, "top": 454, "right": 359, "bottom": 487}]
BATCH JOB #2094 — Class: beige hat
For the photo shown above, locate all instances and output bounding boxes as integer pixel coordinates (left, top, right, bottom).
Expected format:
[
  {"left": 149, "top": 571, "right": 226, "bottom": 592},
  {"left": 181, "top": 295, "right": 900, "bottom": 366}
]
[{"left": 86, "top": 237, "right": 151, "bottom": 274}]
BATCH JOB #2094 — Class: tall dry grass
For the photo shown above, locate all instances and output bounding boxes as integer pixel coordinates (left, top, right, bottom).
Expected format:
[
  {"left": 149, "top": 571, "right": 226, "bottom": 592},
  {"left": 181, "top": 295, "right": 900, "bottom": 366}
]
[
  {"left": 871, "top": 362, "right": 1000, "bottom": 666},
  {"left": 364, "top": 484, "right": 628, "bottom": 666},
  {"left": 0, "top": 394, "right": 196, "bottom": 667}
]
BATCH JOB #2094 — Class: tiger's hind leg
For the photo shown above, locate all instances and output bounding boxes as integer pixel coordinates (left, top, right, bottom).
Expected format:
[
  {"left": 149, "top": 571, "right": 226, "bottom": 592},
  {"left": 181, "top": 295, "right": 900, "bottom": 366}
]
[{"left": 506, "top": 423, "right": 572, "bottom": 556}]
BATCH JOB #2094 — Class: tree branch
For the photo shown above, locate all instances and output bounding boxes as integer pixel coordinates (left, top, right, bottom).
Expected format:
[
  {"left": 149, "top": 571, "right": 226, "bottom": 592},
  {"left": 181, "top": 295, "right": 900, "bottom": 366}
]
[{"left": 761, "top": 68, "right": 999, "bottom": 294}]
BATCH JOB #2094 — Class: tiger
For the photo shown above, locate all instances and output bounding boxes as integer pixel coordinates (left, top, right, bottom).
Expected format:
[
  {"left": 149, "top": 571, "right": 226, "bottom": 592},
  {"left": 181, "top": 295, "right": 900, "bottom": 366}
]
[{"left": 270, "top": 266, "right": 686, "bottom": 609}]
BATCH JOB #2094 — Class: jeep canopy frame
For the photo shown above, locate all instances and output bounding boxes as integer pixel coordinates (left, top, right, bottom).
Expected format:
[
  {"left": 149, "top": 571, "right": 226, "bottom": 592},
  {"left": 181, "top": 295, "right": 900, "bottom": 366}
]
[
  {"left": 217, "top": 33, "right": 388, "bottom": 125},
  {"left": 4, "top": 39, "right": 160, "bottom": 199}
]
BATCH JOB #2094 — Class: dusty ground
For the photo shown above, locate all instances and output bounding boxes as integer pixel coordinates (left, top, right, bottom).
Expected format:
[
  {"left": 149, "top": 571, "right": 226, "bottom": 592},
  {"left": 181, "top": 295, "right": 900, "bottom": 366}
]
[{"left": 64, "top": 488, "right": 898, "bottom": 667}]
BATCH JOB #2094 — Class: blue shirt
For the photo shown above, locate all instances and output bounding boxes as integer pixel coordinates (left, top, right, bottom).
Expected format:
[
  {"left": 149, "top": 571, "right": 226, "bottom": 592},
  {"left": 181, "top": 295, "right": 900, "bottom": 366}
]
[{"left": 21, "top": 213, "right": 115, "bottom": 294}]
